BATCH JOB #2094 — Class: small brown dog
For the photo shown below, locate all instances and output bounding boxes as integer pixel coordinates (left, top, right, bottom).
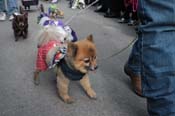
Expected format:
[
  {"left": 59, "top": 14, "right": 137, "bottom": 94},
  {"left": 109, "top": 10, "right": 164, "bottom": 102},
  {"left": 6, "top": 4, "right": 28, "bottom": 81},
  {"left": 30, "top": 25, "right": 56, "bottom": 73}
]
[
  {"left": 34, "top": 26, "right": 98, "bottom": 103},
  {"left": 12, "top": 6, "right": 28, "bottom": 41},
  {"left": 56, "top": 35, "right": 98, "bottom": 103}
]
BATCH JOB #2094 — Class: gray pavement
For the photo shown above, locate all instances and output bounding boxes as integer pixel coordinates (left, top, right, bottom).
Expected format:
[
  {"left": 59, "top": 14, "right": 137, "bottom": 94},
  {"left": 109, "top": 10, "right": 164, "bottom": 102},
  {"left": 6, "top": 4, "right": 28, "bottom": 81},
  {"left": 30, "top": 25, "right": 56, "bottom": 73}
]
[{"left": 0, "top": 1, "right": 148, "bottom": 116}]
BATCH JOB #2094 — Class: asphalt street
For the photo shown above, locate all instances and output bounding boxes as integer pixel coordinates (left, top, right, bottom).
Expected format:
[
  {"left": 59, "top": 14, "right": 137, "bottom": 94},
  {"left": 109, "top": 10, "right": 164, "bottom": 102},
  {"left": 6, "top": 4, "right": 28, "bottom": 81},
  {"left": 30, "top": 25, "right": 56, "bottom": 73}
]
[{"left": 0, "top": 1, "right": 148, "bottom": 116}]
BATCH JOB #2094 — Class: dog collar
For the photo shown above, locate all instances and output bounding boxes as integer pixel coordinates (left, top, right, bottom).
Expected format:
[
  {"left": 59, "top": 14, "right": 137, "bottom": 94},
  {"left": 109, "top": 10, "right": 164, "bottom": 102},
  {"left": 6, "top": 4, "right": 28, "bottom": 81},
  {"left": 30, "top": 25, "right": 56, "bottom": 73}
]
[{"left": 59, "top": 59, "right": 85, "bottom": 81}]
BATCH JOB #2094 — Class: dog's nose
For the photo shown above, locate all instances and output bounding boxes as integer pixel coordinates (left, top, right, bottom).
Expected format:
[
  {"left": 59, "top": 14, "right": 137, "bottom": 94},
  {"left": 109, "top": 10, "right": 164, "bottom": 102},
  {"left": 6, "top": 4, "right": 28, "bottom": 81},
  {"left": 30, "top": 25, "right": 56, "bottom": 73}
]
[
  {"left": 94, "top": 65, "right": 98, "bottom": 70},
  {"left": 89, "top": 65, "right": 98, "bottom": 71}
]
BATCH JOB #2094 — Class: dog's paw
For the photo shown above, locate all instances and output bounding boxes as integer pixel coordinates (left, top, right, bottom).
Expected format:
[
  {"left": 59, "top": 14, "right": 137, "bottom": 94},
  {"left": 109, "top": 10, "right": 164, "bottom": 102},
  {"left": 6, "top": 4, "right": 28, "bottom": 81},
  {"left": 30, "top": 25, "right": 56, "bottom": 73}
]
[
  {"left": 87, "top": 89, "right": 97, "bottom": 99},
  {"left": 23, "top": 32, "right": 28, "bottom": 39},
  {"left": 23, "top": 35, "right": 27, "bottom": 39},
  {"left": 62, "top": 96, "right": 74, "bottom": 104},
  {"left": 34, "top": 78, "right": 40, "bottom": 85},
  {"left": 15, "top": 38, "right": 18, "bottom": 42},
  {"left": 34, "top": 72, "right": 40, "bottom": 85},
  {"left": 65, "top": 97, "right": 74, "bottom": 104}
]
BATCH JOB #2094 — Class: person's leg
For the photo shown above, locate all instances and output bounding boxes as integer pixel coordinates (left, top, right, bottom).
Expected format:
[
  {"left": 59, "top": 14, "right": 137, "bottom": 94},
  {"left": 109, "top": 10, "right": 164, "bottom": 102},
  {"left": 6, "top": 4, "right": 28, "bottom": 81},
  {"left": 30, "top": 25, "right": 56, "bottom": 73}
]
[
  {"left": 124, "top": 37, "right": 142, "bottom": 96},
  {"left": 0, "top": 0, "right": 5, "bottom": 12},
  {"left": 125, "top": 5, "right": 132, "bottom": 23},
  {"left": 7, "top": 0, "right": 18, "bottom": 16},
  {"left": 0, "top": 0, "right": 6, "bottom": 21},
  {"left": 138, "top": 0, "right": 175, "bottom": 115},
  {"left": 119, "top": 3, "right": 132, "bottom": 23},
  {"left": 126, "top": 39, "right": 141, "bottom": 76},
  {"left": 119, "top": 0, "right": 128, "bottom": 23},
  {"left": 104, "top": 0, "right": 119, "bottom": 18},
  {"left": 124, "top": 2, "right": 141, "bottom": 94}
]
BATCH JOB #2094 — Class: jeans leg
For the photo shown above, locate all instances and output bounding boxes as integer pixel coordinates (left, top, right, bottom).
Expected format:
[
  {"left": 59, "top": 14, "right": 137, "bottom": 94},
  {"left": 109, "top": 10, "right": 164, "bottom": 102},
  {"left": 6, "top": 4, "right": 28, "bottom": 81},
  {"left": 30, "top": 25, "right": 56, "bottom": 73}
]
[
  {"left": 138, "top": 0, "right": 175, "bottom": 115},
  {"left": 126, "top": 38, "right": 141, "bottom": 76},
  {"left": 7, "top": 0, "right": 18, "bottom": 16},
  {"left": 0, "top": 0, "right": 5, "bottom": 12}
]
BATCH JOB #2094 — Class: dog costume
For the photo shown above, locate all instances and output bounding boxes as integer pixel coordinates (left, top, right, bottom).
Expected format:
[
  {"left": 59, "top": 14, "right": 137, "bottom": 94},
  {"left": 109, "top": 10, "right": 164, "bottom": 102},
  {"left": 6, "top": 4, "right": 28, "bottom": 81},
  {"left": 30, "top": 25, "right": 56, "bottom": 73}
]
[
  {"left": 36, "top": 15, "right": 78, "bottom": 71},
  {"left": 38, "top": 16, "right": 78, "bottom": 42},
  {"left": 36, "top": 39, "right": 67, "bottom": 71}
]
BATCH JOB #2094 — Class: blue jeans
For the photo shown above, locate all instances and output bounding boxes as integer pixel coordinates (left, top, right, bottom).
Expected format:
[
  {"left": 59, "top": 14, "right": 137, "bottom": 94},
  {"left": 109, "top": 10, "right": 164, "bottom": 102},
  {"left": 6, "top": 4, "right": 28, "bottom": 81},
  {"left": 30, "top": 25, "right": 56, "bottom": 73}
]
[
  {"left": 127, "top": 0, "right": 175, "bottom": 115},
  {"left": 7, "top": 0, "right": 18, "bottom": 16},
  {"left": 0, "top": 0, "right": 5, "bottom": 12},
  {"left": 0, "top": 0, "right": 18, "bottom": 16}
]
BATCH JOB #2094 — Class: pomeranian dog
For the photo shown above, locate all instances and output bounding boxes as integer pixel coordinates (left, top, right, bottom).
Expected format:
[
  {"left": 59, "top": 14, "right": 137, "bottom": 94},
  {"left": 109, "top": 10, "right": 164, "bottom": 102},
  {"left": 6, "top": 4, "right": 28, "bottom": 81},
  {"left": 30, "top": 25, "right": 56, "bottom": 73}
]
[
  {"left": 56, "top": 35, "right": 98, "bottom": 103},
  {"left": 12, "top": 6, "right": 28, "bottom": 41},
  {"left": 34, "top": 26, "right": 98, "bottom": 103}
]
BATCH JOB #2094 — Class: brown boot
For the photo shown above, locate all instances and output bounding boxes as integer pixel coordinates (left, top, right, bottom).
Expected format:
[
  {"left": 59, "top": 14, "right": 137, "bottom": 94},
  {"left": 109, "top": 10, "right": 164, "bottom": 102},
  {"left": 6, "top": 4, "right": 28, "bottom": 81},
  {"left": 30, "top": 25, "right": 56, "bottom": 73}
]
[{"left": 124, "top": 64, "right": 143, "bottom": 97}]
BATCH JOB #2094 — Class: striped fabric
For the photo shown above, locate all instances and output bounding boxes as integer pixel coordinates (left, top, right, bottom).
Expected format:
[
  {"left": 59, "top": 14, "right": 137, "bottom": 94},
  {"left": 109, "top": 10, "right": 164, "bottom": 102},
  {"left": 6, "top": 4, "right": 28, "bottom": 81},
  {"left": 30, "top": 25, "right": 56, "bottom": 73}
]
[{"left": 36, "top": 40, "right": 62, "bottom": 71}]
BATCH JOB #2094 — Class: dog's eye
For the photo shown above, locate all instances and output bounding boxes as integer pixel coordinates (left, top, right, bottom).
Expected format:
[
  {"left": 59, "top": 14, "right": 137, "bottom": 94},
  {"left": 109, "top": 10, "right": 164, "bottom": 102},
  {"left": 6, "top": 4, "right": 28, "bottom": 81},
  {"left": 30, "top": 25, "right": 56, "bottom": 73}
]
[
  {"left": 84, "top": 59, "right": 90, "bottom": 63},
  {"left": 93, "top": 56, "right": 97, "bottom": 60}
]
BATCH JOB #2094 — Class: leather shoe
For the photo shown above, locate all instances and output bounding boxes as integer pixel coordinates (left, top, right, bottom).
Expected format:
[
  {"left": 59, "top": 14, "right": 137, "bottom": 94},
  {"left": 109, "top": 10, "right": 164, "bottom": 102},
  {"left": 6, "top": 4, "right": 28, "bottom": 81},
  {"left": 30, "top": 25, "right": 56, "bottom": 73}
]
[
  {"left": 104, "top": 10, "right": 120, "bottom": 18},
  {"left": 104, "top": 12, "right": 118, "bottom": 18},
  {"left": 124, "top": 64, "right": 143, "bottom": 97},
  {"left": 94, "top": 5, "right": 107, "bottom": 12}
]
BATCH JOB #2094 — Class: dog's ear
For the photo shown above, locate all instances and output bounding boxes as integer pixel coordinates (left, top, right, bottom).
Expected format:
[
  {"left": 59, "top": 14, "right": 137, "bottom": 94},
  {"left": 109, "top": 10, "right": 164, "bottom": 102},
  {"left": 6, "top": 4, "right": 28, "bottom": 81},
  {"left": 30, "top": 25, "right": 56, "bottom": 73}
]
[
  {"left": 86, "top": 34, "right": 94, "bottom": 42},
  {"left": 13, "top": 13, "right": 17, "bottom": 20},
  {"left": 67, "top": 42, "right": 78, "bottom": 58}
]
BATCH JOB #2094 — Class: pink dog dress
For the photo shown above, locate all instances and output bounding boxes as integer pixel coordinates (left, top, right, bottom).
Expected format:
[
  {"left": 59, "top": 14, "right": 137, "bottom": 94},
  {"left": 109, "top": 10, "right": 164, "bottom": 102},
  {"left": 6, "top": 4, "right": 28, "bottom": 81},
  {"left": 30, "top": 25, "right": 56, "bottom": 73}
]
[{"left": 36, "top": 40, "right": 66, "bottom": 71}]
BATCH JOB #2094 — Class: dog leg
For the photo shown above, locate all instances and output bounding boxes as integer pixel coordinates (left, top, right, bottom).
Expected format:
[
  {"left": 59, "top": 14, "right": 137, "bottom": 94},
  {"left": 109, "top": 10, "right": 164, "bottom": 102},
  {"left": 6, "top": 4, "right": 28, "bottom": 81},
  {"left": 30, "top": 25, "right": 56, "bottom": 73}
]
[
  {"left": 15, "top": 36, "right": 18, "bottom": 42},
  {"left": 23, "top": 31, "right": 27, "bottom": 39},
  {"left": 34, "top": 70, "right": 40, "bottom": 85},
  {"left": 14, "top": 31, "right": 18, "bottom": 41},
  {"left": 57, "top": 74, "right": 74, "bottom": 104},
  {"left": 80, "top": 75, "right": 97, "bottom": 99},
  {"left": 22, "top": 30, "right": 27, "bottom": 39}
]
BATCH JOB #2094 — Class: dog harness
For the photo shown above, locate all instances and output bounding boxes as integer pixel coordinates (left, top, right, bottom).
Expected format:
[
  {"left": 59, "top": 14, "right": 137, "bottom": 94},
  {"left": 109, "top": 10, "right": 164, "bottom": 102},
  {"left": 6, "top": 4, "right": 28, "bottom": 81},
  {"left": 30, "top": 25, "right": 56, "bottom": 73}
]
[
  {"left": 36, "top": 40, "right": 66, "bottom": 71},
  {"left": 59, "top": 59, "right": 86, "bottom": 81}
]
